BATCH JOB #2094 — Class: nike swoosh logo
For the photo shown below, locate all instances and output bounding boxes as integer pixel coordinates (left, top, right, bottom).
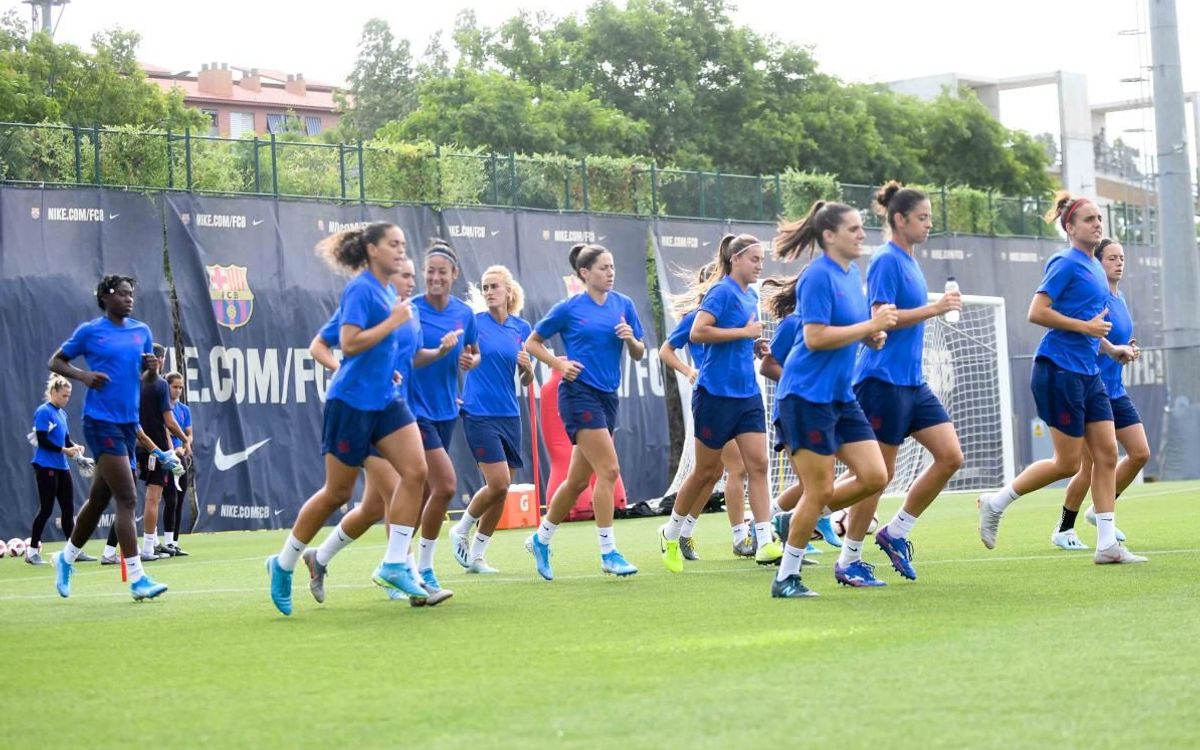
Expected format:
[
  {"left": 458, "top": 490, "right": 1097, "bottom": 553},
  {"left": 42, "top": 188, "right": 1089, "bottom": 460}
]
[
  {"left": 274, "top": 509, "right": 284, "bottom": 516},
  {"left": 108, "top": 213, "right": 120, "bottom": 220},
  {"left": 213, "top": 437, "right": 271, "bottom": 471},
  {"left": 490, "top": 230, "right": 500, "bottom": 236},
  {"left": 252, "top": 219, "right": 265, "bottom": 226}
]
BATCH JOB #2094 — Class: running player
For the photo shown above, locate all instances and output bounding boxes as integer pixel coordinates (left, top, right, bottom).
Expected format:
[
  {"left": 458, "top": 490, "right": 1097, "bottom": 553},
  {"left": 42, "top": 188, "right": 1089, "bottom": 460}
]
[
  {"left": 768, "top": 201, "right": 898, "bottom": 598},
  {"left": 27, "top": 374, "right": 89, "bottom": 565},
  {"left": 978, "top": 193, "right": 1146, "bottom": 564},
  {"left": 1051, "top": 238, "right": 1149, "bottom": 550},
  {"left": 448, "top": 265, "right": 535, "bottom": 574},
  {"left": 524, "top": 243, "right": 646, "bottom": 580}
]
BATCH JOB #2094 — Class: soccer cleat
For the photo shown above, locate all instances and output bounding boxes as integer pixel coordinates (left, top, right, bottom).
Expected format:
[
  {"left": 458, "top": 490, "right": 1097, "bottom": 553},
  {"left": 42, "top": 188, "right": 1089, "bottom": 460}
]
[
  {"left": 130, "top": 576, "right": 168, "bottom": 601},
  {"left": 467, "top": 558, "right": 500, "bottom": 574},
  {"left": 140, "top": 550, "right": 167, "bottom": 562},
  {"left": 804, "top": 542, "right": 823, "bottom": 556},
  {"left": 100, "top": 553, "right": 120, "bottom": 566},
  {"left": 154, "top": 544, "right": 177, "bottom": 557},
  {"left": 1050, "top": 529, "right": 1089, "bottom": 551},
  {"left": 772, "top": 511, "right": 792, "bottom": 543},
  {"left": 448, "top": 527, "right": 471, "bottom": 569},
  {"left": 75, "top": 551, "right": 98, "bottom": 562},
  {"left": 802, "top": 555, "right": 819, "bottom": 567},
  {"left": 679, "top": 536, "right": 699, "bottom": 561},
  {"left": 814, "top": 515, "right": 842, "bottom": 548},
  {"left": 755, "top": 540, "right": 784, "bottom": 566},
  {"left": 266, "top": 555, "right": 293, "bottom": 616},
  {"left": 834, "top": 560, "right": 888, "bottom": 587},
  {"left": 52, "top": 551, "right": 73, "bottom": 598},
  {"left": 165, "top": 544, "right": 189, "bottom": 557},
  {"left": 1085, "top": 507, "right": 1126, "bottom": 542},
  {"left": 25, "top": 552, "right": 47, "bottom": 566},
  {"left": 731, "top": 537, "right": 755, "bottom": 558},
  {"left": 978, "top": 495, "right": 1003, "bottom": 550},
  {"left": 771, "top": 574, "right": 818, "bottom": 598},
  {"left": 372, "top": 561, "right": 429, "bottom": 600},
  {"left": 875, "top": 526, "right": 917, "bottom": 580},
  {"left": 386, "top": 588, "right": 408, "bottom": 601},
  {"left": 659, "top": 525, "right": 683, "bottom": 573},
  {"left": 525, "top": 534, "right": 554, "bottom": 581},
  {"left": 1094, "top": 543, "right": 1147, "bottom": 565},
  {"left": 410, "top": 569, "right": 453, "bottom": 607},
  {"left": 601, "top": 549, "right": 638, "bottom": 577},
  {"left": 301, "top": 549, "right": 328, "bottom": 604}
]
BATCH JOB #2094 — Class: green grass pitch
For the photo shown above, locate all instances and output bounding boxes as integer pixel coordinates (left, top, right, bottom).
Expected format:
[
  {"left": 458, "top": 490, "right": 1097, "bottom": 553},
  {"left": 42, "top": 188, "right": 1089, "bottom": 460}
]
[{"left": 2, "top": 481, "right": 1196, "bottom": 749}]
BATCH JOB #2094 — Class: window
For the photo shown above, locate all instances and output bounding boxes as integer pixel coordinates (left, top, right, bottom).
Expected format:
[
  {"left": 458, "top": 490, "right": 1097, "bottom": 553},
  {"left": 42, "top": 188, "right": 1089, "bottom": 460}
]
[
  {"left": 304, "top": 116, "right": 323, "bottom": 136},
  {"left": 201, "top": 109, "right": 219, "bottom": 136},
  {"left": 229, "top": 112, "right": 255, "bottom": 138},
  {"left": 266, "top": 113, "right": 287, "bottom": 134}
]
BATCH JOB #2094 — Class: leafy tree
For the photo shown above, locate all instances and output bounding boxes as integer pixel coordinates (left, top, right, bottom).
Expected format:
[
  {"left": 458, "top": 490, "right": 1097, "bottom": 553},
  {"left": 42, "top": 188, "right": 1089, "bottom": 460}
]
[{"left": 335, "top": 18, "right": 418, "bottom": 140}]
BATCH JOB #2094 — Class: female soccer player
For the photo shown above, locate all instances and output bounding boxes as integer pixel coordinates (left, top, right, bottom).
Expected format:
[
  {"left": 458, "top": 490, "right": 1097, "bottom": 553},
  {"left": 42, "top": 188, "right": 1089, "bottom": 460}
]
[
  {"left": 524, "top": 243, "right": 646, "bottom": 580},
  {"left": 657, "top": 261, "right": 753, "bottom": 560},
  {"left": 409, "top": 241, "right": 479, "bottom": 597},
  {"left": 50, "top": 274, "right": 178, "bottom": 600},
  {"left": 659, "top": 234, "right": 780, "bottom": 573},
  {"left": 850, "top": 182, "right": 965, "bottom": 581},
  {"left": 768, "top": 201, "right": 898, "bottom": 598},
  {"left": 978, "top": 193, "right": 1146, "bottom": 564},
  {"left": 448, "top": 265, "right": 535, "bottom": 574},
  {"left": 160, "top": 371, "right": 193, "bottom": 556},
  {"left": 1051, "top": 238, "right": 1149, "bottom": 550},
  {"left": 266, "top": 223, "right": 433, "bottom": 616},
  {"left": 27, "top": 374, "right": 86, "bottom": 565}
]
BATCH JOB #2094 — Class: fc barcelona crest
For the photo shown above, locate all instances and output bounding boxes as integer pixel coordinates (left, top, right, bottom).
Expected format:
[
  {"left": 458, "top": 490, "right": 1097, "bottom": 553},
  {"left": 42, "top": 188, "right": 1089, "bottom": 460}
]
[{"left": 207, "top": 264, "right": 255, "bottom": 330}]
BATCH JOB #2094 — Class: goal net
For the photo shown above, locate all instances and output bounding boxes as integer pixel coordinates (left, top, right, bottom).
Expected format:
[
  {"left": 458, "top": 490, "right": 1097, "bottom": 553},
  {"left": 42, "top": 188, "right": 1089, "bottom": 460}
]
[{"left": 665, "top": 294, "right": 1015, "bottom": 501}]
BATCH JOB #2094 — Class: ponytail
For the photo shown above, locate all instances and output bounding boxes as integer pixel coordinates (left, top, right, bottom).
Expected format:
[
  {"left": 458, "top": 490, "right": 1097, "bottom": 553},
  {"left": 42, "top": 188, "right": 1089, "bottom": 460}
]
[
  {"left": 774, "top": 200, "right": 854, "bottom": 261},
  {"left": 875, "top": 180, "right": 927, "bottom": 231},
  {"left": 1044, "top": 190, "right": 1090, "bottom": 230},
  {"left": 761, "top": 276, "right": 799, "bottom": 320},
  {"left": 317, "top": 222, "right": 396, "bottom": 274}
]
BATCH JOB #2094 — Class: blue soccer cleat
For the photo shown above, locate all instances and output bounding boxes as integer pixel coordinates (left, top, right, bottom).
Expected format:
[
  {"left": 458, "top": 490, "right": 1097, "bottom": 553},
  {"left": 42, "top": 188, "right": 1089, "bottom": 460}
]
[
  {"left": 815, "top": 515, "right": 842, "bottom": 548},
  {"left": 804, "top": 542, "right": 823, "bottom": 556},
  {"left": 771, "top": 574, "right": 818, "bottom": 598},
  {"left": 601, "top": 549, "right": 638, "bottom": 577},
  {"left": 525, "top": 534, "right": 554, "bottom": 581},
  {"left": 372, "top": 561, "right": 428, "bottom": 600},
  {"left": 52, "top": 551, "right": 73, "bottom": 598},
  {"left": 266, "top": 555, "right": 293, "bottom": 615},
  {"left": 130, "top": 576, "right": 168, "bottom": 601},
  {"left": 875, "top": 526, "right": 917, "bottom": 580},
  {"left": 772, "top": 510, "right": 793, "bottom": 543},
  {"left": 834, "top": 560, "right": 888, "bottom": 588}
]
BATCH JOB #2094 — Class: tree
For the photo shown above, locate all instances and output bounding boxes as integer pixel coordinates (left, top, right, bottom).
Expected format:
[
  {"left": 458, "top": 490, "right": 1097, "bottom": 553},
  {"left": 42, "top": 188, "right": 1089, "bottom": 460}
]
[{"left": 336, "top": 19, "right": 418, "bottom": 140}]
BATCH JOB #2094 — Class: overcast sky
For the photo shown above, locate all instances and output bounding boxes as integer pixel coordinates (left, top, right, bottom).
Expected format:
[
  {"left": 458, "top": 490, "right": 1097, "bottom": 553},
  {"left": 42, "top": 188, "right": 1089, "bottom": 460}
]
[{"left": 13, "top": 0, "right": 1198, "bottom": 172}]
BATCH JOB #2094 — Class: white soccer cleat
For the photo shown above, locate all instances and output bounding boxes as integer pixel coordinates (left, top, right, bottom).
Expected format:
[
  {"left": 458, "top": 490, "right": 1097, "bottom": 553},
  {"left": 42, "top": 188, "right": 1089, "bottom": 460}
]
[
  {"left": 977, "top": 495, "right": 1003, "bottom": 550},
  {"left": 1050, "top": 529, "right": 1089, "bottom": 551},
  {"left": 1094, "top": 543, "right": 1147, "bottom": 565}
]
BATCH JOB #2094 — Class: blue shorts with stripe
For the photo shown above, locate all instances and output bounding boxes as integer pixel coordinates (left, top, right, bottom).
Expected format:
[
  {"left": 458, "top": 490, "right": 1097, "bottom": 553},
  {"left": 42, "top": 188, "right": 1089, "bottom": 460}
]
[
  {"left": 1110, "top": 395, "right": 1142, "bottom": 430},
  {"left": 418, "top": 417, "right": 458, "bottom": 452},
  {"left": 83, "top": 417, "right": 138, "bottom": 472},
  {"left": 558, "top": 380, "right": 618, "bottom": 444}
]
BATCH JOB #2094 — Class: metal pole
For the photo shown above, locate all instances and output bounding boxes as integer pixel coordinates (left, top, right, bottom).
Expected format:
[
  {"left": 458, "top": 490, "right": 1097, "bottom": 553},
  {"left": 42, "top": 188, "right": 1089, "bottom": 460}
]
[
  {"left": 357, "top": 141, "right": 366, "bottom": 204},
  {"left": 252, "top": 137, "right": 261, "bottom": 193},
  {"left": 92, "top": 124, "right": 101, "bottom": 185},
  {"left": 270, "top": 133, "right": 278, "bottom": 196},
  {"left": 185, "top": 128, "right": 193, "bottom": 191},
  {"left": 1150, "top": 0, "right": 1200, "bottom": 405},
  {"left": 338, "top": 144, "right": 347, "bottom": 200},
  {"left": 581, "top": 158, "right": 589, "bottom": 212},
  {"left": 72, "top": 125, "right": 81, "bottom": 184},
  {"left": 509, "top": 152, "right": 517, "bottom": 208},
  {"left": 650, "top": 162, "right": 658, "bottom": 216},
  {"left": 774, "top": 173, "right": 782, "bottom": 219},
  {"left": 166, "top": 130, "right": 174, "bottom": 189}
]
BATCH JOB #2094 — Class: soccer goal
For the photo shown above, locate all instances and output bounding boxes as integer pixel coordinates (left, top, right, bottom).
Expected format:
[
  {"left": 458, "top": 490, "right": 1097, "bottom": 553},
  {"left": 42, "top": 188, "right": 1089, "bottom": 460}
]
[{"left": 665, "top": 294, "right": 1015, "bottom": 502}]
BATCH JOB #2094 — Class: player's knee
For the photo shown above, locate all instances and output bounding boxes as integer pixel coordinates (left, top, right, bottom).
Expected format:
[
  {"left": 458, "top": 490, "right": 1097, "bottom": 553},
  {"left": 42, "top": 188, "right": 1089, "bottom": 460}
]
[
  {"left": 485, "top": 474, "right": 509, "bottom": 496},
  {"left": 594, "top": 463, "right": 621, "bottom": 485},
  {"left": 861, "top": 465, "right": 889, "bottom": 494},
  {"left": 1127, "top": 444, "right": 1151, "bottom": 469},
  {"left": 939, "top": 446, "right": 965, "bottom": 473}
]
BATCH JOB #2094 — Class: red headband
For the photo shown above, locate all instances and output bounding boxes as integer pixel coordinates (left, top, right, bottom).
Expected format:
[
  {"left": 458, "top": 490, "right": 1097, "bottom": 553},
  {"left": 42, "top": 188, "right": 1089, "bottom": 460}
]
[{"left": 1061, "top": 198, "right": 1086, "bottom": 228}]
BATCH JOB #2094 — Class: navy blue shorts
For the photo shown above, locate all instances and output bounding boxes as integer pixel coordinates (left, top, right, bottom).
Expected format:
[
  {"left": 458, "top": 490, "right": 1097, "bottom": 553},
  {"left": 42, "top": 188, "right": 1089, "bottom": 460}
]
[
  {"left": 854, "top": 378, "right": 952, "bottom": 446},
  {"left": 558, "top": 380, "right": 618, "bottom": 444},
  {"left": 691, "top": 387, "right": 765, "bottom": 450},
  {"left": 417, "top": 417, "right": 458, "bottom": 452},
  {"left": 322, "top": 397, "right": 415, "bottom": 467},
  {"left": 463, "top": 414, "right": 524, "bottom": 468},
  {"left": 1031, "top": 357, "right": 1113, "bottom": 438},
  {"left": 777, "top": 396, "right": 876, "bottom": 456},
  {"left": 135, "top": 450, "right": 170, "bottom": 487},
  {"left": 1110, "top": 395, "right": 1142, "bottom": 431},
  {"left": 83, "top": 417, "right": 138, "bottom": 471}
]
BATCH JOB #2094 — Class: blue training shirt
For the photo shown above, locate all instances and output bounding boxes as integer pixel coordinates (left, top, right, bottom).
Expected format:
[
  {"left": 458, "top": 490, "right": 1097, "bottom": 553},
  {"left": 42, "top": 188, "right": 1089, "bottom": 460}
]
[
  {"left": 325, "top": 271, "right": 401, "bottom": 411},
  {"left": 534, "top": 290, "right": 644, "bottom": 394},
  {"left": 320, "top": 302, "right": 420, "bottom": 403},
  {"left": 695, "top": 276, "right": 760, "bottom": 399},
  {"left": 1035, "top": 248, "right": 1109, "bottom": 375},
  {"left": 778, "top": 255, "right": 869, "bottom": 404},
  {"left": 768, "top": 314, "right": 801, "bottom": 419},
  {"left": 1099, "top": 290, "right": 1133, "bottom": 399},
  {"left": 31, "top": 402, "right": 70, "bottom": 469},
  {"left": 854, "top": 242, "right": 928, "bottom": 386},
  {"left": 170, "top": 401, "right": 192, "bottom": 449},
  {"left": 462, "top": 311, "right": 533, "bottom": 418},
  {"left": 409, "top": 295, "right": 478, "bottom": 422},
  {"left": 667, "top": 309, "right": 706, "bottom": 372},
  {"left": 60, "top": 316, "right": 153, "bottom": 424}
]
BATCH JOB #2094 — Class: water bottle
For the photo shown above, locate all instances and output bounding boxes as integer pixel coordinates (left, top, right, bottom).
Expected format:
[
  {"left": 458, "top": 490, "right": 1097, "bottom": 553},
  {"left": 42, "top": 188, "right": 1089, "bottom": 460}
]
[{"left": 943, "top": 277, "right": 960, "bottom": 324}]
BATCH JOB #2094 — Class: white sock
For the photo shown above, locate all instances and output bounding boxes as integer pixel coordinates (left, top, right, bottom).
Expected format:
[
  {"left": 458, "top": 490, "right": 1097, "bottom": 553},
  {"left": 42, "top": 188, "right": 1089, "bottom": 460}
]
[
  {"left": 407, "top": 552, "right": 419, "bottom": 578},
  {"left": 471, "top": 532, "right": 491, "bottom": 561},
  {"left": 1096, "top": 512, "right": 1117, "bottom": 549},
  {"left": 417, "top": 537, "right": 438, "bottom": 572},
  {"left": 101, "top": 544, "right": 117, "bottom": 560},
  {"left": 680, "top": 515, "right": 698, "bottom": 539},
  {"left": 316, "top": 523, "right": 355, "bottom": 567},
  {"left": 143, "top": 533, "right": 157, "bottom": 555},
  {"left": 664, "top": 511, "right": 685, "bottom": 541},
  {"left": 838, "top": 537, "right": 864, "bottom": 566},
  {"left": 754, "top": 522, "right": 772, "bottom": 548},
  {"left": 278, "top": 534, "right": 305, "bottom": 571},
  {"left": 731, "top": 522, "right": 749, "bottom": 544},
  {"left": 988, "top": 484, "right": 1021, "bottom": 513},
  {"left": 125, "top": 555, "right": 145, "bottom": 583},
  {"left": 886, "top": 510, "right": 918, "bottom": 539},
  {"left": 536, "top": 518, "right": 558, "bottom": 546},
  {"left": 64, "top": 541, "right": 83, "bottom": 564},
  {"left": 597, "top": 526, "right": 616, "bottom": 554},
  {"left": 452, "top": 510, "right": 478, "bottom": 537},
  {"left": 384, "top": 525, "right": 415, "bottom": 564},
  {"left": 163, "top": 531, "right": 175, "bottom": 545},
  {"left": 776, "top": 543, "right": 805, "bottom": 581}
]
